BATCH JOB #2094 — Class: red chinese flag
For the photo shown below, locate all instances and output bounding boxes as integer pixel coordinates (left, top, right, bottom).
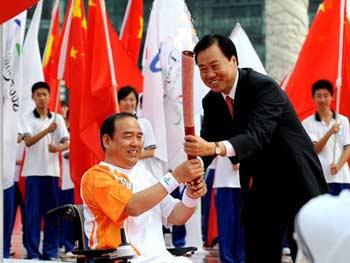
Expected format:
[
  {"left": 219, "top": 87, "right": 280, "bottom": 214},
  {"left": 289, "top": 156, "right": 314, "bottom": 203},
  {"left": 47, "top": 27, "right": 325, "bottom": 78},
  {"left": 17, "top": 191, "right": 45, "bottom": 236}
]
[
  {"left": 62, "top": 0, "right": 97, "bottom": 203},
  {"left": 108, "top": 19, "right": 143, "bottom": 94},
  {"left": 42, "top": 0, "right": 61, "bottom": 112},
  {"left": 120, "top": 0, "right": 143, "bottom": 64},
  {"left": 340, "top": 12, "right": 350, "bottom": 117},
  {"left": 79, "top": 0, "right": 118, "bottom": 161},
  {"left": 285, "top": 0, "right": 350, "bottom": 120},
  {"left": 0, "top": 0, "right": 39, "bottom": 24}
]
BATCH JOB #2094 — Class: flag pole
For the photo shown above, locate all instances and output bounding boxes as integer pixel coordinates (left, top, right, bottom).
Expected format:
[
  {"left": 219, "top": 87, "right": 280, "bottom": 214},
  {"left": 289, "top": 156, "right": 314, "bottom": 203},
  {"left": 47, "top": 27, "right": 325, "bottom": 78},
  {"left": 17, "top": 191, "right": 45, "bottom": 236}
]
[
  {"left": 120, "top": 0, "right": 131, "bottom": 38},
  {"left": 333, "top": 0, "right": 346, "bottom": 163},
  {"left": 0, "top": 24, "right": 4, "bottom": 262},
  {"left": 43, "top": 0, "right": 59, "bottom": 127},
  {"left": 57, "top": 0, "right": 73, "bottom": 81},
  {"left": 42, "top": 0, "right": 59, "bottom": 65},
  {"left": 100, "top": 0, "right": 119, "bottom": 112},
  {"left": 51, "top": 0, "right": 73, "bottom": 144}
]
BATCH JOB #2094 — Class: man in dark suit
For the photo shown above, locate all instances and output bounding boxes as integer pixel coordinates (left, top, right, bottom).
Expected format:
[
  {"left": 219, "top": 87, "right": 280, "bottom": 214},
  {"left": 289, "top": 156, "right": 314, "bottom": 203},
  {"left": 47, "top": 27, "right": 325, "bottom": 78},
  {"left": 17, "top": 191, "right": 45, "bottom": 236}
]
[{"left": 184, "top": 34, "right": 328, "bottom": 263}]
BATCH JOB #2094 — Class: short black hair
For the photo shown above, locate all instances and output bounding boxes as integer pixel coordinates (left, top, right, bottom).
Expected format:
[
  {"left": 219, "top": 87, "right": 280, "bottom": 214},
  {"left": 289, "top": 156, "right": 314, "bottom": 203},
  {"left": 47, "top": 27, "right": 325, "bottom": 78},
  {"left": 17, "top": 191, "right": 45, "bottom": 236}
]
[
  {"left": 193, "top": 34, "right": 238, "bottom": 65},
  {"left": 32, "top": 81, "right": 50, "bottom": 94},
  {"left": 312, "top": 80, "right": 334, "bottom": 96},
  {"left": 100, "top": 112, "right": 137, "bottom": 151},
  {"left": 61, "top": 100, "right": 69, "bottom": 107},
  {"left": 118, "top": 85, "right": 139, "bottom": 107}
]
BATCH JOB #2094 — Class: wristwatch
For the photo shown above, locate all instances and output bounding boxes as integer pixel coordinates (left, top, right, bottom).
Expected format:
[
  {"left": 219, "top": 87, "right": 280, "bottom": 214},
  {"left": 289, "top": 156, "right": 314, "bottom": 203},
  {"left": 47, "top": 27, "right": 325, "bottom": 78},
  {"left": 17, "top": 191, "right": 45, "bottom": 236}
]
[{"left": 215, "top": 142, "right": 221, "bottom": 155}]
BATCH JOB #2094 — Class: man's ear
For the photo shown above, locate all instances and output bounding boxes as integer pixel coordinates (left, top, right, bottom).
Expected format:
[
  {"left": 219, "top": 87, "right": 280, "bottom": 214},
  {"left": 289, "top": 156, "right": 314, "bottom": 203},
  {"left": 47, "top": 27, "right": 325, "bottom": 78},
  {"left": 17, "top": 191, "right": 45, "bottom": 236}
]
[
  {"left": 231, "top": 56, "right": 237, "bottom": 66},
  {"left": 102, "top": 134, "right": 111, "bottom": 150}
]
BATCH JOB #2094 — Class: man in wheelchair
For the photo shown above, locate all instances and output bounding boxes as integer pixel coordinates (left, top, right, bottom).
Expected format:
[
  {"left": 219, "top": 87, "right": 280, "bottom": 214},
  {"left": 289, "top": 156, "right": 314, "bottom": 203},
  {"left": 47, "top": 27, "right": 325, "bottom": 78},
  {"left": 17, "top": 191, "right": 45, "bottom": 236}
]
[{"left": 81, "top": 112, "right": 207, "bottom": 262}]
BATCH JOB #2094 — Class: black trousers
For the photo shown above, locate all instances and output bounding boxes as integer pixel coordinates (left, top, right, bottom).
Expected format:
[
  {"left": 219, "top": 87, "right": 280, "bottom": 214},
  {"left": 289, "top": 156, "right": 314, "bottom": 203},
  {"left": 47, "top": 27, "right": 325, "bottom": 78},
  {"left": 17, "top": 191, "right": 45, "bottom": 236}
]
[{"left": 242, "top": 193, "right": 299, "bottom": 263}]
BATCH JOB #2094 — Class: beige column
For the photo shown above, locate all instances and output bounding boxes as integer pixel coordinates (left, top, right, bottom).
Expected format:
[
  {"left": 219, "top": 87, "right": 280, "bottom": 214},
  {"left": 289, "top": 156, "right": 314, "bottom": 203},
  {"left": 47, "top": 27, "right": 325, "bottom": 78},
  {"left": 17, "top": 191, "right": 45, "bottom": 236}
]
[{"left": 265, "top": 0, "right": 309, "bottom": 83}]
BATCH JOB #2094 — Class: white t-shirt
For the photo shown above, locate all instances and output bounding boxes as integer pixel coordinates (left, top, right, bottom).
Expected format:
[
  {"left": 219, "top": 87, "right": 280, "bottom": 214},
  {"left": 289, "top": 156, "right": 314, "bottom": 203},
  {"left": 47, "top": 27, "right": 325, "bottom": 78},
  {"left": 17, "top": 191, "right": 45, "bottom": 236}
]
[
  {"left": 138, "top": 117, "right": 156, "bottom": 151},
  {"left": 61, "top": 149, "right": 74, "bottom": 190},
  {"left": 112, "top": 162, "right": 191, "bottom": 263},
  {"left": 138, "top": 117, "right": 167, "bottom": 180},
  {"left": 302, "top": 113, "right": 350, "bottom": 184},
  {"left": 209, "top": 156, "right": 241, "bottom": 188},
  {"left": 20, "top": 111, "right": 69, "bottom": 177},
  {"left": 14, "top": 141, "right": 25, "bottom": 182}
]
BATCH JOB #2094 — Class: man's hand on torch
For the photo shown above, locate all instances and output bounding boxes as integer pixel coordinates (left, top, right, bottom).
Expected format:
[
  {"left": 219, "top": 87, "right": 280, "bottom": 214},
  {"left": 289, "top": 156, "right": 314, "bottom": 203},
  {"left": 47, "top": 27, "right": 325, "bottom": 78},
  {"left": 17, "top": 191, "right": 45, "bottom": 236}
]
[
  {"left": 186, "top": 176, "right": 207, "bottom": 199},
  {"left": 172, "top": 158, "right": 204, "bottom": 184},
  {"left": 184, "top": 135, "right": 215, "bottom": 157}
]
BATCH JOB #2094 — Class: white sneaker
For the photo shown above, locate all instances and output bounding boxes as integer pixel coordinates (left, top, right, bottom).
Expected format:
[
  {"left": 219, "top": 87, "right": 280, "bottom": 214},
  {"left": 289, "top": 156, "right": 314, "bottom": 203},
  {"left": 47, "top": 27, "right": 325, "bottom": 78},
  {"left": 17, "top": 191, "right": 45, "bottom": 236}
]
[
  {"left": 281, "top": 254, "right": 293, "bottom": 263},
  {"left": 61, "top": 251, "right": 75, "bottom": 258},
  {"left": 60, "top": 252, "right": 76, "bottom": 262},
  {"left": 282, "top": 247, "right": 291, "bottom": 255}
]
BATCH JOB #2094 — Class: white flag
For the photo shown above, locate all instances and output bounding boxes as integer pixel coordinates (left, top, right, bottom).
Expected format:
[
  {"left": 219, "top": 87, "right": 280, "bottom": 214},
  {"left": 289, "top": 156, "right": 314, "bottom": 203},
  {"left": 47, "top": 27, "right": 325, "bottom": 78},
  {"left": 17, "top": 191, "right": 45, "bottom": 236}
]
[
  {"left": 21, "top": 0, "right": 44, "bottom": 116},
  {"left": 2, "top": 11, "right": 27, "bottom": 189},
  {"left": 229, "top": 23, "right": 266, "bottom": 74},
  {"left": 142, "top": 0, "right": 206, "bottom": 170}
]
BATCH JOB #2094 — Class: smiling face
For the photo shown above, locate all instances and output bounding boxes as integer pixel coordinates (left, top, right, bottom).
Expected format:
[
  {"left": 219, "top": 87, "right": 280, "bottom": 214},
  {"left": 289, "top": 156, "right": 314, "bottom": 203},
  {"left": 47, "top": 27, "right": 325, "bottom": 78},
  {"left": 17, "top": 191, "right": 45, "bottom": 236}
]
[
  {"left": 313, "top": 88, "right": 333, "bottom": 111},
  {"left": 119, "top": 92, "right": 138, "bottom": 114},
  {"left": 103, "top": 117, "right": 143, "bottom": 169},
  {"left": 197, "top": 43, "right": 237, "bottom": 95}
]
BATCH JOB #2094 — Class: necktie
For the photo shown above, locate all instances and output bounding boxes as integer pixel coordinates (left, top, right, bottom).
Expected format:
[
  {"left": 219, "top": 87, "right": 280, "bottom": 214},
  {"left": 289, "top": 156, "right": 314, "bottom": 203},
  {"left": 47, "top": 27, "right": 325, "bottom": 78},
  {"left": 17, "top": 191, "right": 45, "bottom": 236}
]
[{"left": 225, "top": 96, "right": 234, "bottom": 117}]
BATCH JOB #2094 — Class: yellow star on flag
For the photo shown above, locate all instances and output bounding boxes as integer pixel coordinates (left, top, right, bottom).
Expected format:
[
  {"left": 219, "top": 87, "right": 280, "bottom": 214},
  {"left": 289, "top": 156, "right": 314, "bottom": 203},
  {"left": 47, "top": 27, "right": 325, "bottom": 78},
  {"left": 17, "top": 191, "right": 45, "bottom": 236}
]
[
  {"left": 70, "top": 46, "right": 78, "bottom": 59},
  {"left": 44, "top": 35, "right": 55, "bottom": 66},
  {"left": 319, "top": 2, "right": 325, "bottom": 12},
  {"left": 81, "top": 18, "right": 87, "bottom": 30},
  {"left": 137, "top": 16, "right": 143, "bottom": 39},
  {"left": 73, "top": 0, "right": 82, "bottom": 18},
  {"left": 89, "top": 0, "right": 96, "bottom": 6}
]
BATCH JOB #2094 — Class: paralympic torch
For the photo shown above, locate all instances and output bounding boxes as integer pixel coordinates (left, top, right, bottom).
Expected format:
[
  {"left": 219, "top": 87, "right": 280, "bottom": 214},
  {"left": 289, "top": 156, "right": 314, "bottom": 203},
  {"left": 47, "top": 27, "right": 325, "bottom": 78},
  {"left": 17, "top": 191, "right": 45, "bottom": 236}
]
[{"left": 182, "top": 50, "right": 196, "bottom": 159}]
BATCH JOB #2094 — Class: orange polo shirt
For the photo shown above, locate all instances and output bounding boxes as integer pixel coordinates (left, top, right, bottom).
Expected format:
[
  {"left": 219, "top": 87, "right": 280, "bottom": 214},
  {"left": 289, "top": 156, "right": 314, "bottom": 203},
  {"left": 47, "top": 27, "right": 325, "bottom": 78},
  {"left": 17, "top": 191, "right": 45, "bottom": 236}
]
[{"left": 81, "top": 164, "right": 133, "bottom": 249}]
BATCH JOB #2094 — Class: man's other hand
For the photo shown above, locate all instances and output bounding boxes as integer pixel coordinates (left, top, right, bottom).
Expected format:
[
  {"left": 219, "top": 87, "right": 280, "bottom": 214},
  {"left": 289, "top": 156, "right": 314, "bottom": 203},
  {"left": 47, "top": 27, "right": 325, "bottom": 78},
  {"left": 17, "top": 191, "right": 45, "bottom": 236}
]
[
  {"left": 173, "top": 158, "right": 204, "bottom": 184},
  {"left": 48, "top": 144, "right": 59, "bottom": 153},
  {"left": 47, "top": 122, "right": 57, "bottom": 133},
  {"left": 184, "top": 135, "right": 214, "bottom": 157},
  {"left": 186, "top": 176, "right": 207, "bottom": 199},
  {"left": 330, "top": 163, "right": 339, "bottom": 175}
]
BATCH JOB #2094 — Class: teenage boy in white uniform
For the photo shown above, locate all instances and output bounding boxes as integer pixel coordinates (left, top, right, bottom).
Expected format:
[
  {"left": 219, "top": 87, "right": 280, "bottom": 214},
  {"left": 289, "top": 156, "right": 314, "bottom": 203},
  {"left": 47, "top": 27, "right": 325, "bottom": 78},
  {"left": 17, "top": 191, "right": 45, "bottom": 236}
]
[
  {"left": 302, "top": 80, "right": 350, "bottom": 195},
  {"left": 21, "top": 81, "right": 69, "bottom": 260}
]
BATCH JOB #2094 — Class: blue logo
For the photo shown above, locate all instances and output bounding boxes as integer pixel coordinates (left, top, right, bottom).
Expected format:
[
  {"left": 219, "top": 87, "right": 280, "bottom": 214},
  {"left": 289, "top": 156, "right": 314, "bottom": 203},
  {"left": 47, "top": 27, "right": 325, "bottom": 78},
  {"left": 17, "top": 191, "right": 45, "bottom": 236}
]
[{"left": 150, "top": 48, "right": 161, "bottom": 73}]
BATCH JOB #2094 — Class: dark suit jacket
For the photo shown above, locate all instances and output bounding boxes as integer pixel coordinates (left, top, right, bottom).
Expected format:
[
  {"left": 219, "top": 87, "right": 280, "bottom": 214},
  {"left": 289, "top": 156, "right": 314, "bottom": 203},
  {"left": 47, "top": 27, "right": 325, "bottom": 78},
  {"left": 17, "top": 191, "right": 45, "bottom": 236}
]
[{"left": 201, "top": 68, "right": 328, "bottom": 222}]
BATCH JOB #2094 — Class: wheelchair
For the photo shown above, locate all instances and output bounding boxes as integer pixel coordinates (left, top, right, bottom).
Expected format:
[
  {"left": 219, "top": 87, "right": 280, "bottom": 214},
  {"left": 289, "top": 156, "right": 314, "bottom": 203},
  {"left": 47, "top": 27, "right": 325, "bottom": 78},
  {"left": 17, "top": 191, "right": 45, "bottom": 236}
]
[{"left": 47, "top": 204, "right": 197, "bottom": 262}]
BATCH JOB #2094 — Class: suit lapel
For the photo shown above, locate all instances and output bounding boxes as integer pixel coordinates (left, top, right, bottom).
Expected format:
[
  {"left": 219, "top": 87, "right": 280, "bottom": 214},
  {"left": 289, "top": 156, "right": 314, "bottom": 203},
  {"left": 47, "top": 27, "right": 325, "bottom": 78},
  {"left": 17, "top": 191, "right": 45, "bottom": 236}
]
[{"left": 234, "top": 68, "right": 248, "bottom": 119}]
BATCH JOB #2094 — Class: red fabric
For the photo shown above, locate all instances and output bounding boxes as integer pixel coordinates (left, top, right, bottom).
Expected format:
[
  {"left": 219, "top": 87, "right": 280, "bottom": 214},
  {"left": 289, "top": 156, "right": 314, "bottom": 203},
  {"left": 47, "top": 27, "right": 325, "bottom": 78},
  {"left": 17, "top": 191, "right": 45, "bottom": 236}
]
[
  {"left": 18, "top": 149, "right": 26, "bottom": 199},
  {"left": 0, "top": 0, "right": 39, "bottom": 24},
  {"left": 62, "top": 0, "right": 97, "bottom": 204},
  {"left": 109, "top": 20, "right": 144, "bottom": 94},
  {"left": 43, "top": 3, "right": 61, "bottom": 113},
  {"left": 225, "top": 96, "right": 234, "bottom": 117},
  {"left": 120, "top": 0, "right": 143, "bottom": 64},
  {"left": 207, "top": 189, "right": 218, "bottom": 247},
  {"left": 79, "top": 0, "right": 118, "bottom": 162},
  {"left": 285, "top": 0, "right": 350, "bottom": 120}
]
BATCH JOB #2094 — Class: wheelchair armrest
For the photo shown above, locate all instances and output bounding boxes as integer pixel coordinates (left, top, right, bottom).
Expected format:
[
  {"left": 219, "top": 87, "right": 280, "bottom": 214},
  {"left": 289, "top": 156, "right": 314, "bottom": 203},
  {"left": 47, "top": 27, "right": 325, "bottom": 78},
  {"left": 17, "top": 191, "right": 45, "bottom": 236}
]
[
  {"left": 167, "top": 246, "right": 197, "bottom": 256},
  {"left": 72, "top": 248, "right": 116, "bottom": 258},
  {"left": 47, "top": 204, "right": 77, "bottom": 218}
]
